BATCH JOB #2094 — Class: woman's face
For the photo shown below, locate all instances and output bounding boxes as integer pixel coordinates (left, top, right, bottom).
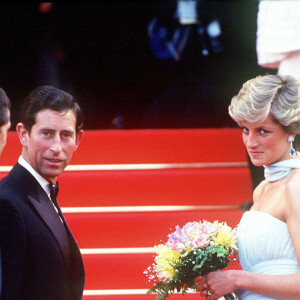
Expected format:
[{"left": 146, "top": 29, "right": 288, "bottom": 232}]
[{"left": 240, "top": 114, "right": 294, "bottom": 166}]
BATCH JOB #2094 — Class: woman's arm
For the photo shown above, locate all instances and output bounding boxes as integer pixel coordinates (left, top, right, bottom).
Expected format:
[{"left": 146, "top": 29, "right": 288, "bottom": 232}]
[
  {"left": 195, "top": 174, "right": 300, "bottom": 300},
  {"left": 195, "top": 269, "right": 300, "bottom": 300}
]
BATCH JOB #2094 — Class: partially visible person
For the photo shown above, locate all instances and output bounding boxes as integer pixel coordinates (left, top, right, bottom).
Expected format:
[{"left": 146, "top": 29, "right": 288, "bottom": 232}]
[
  {"left": 0, "top": 88, "right": 11, "bottom": 156},
  {"left": 257, "top": 0, "right": 300, "bottom": 80},
  {"left": 0, "top": 87, "right": 11, "bottom": 296},
  {"left": 195, "top": 74, "right": 300, "bottom": 299},
  {"left": 0, "top": 86, "right": 84, "bottom": 299}
]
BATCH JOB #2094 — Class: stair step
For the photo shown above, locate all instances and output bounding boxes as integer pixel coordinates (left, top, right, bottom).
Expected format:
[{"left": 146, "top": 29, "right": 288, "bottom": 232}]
[
  {"left": 0, "top": 167, "right": 252, "bottom": 207},
  {"left": 66, "top": 210, "right": 243, "bottom": 248},
  {"left": 82, "top": 253, "right": 240, "bottom": 290},
  {"left": 83, "top": 253, "right": 152, "bottom": 289},
  {"left": 83, "top": 294, "right": 205, "bottom": 299},
  {"left": 1, "top": 129, "right": 246, "bottom": 165},
  {"left": 55, "top": 168, "right": 252, "bottom": 207}
]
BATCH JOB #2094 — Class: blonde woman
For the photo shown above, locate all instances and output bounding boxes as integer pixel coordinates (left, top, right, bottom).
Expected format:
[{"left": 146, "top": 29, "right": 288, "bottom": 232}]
[{"left": 195, "top": 74, "right": 300, "bottom": 299}]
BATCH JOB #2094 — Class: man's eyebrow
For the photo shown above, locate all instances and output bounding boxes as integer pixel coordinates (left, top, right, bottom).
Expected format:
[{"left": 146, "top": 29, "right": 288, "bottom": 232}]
[
  {"left": 38, "top": 127, "right": 75, "bottom": 133},
  {"left": 61, "top": 128, "right": 75, "bottom": 134},
  {"left": 38, "top": 127, "right": 54, "bottom": 131}
]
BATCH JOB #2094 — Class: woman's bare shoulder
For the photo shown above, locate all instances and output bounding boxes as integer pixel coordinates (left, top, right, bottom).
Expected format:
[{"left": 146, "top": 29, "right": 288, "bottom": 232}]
[
  {"left": 285, "top": 169, "right": 300, "bottom": 210},
  {"left": 286, "top": 168, "right": 300, "bottom": 190},
  {"left": 253, "top": 180, "right": 267, "bottom": 203}
]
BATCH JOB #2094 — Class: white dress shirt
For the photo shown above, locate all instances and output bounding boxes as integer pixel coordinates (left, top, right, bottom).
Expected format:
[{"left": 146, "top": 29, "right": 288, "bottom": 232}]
[{"left": 18, "top": 156, "right": 61, "bottom": 218}]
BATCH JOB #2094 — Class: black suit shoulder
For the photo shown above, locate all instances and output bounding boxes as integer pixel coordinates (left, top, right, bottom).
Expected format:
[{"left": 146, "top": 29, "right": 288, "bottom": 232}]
[
  {"left": 0, "top": 170, "right": 30, "bottom": 299},
  {"left": 0, "top": 165, "right": 40, "bottom": 233},
  {"left": 0, "top": 171, "right": 25, "bottom": 200},
  {"left": 0, "top": 164, "right": 84, "bottom": 300},
  {"left": 0, "top": 163, "right": 85, "bottom": 300}
]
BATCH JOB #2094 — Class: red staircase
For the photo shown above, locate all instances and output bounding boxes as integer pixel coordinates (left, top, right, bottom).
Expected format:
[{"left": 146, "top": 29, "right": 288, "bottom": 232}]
[{"left": 0, "top": 129, "right": 252, "bottom": 299}]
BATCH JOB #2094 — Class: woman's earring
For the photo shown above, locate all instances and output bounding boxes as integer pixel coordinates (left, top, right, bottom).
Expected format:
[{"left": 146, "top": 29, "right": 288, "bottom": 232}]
[{"left": 288, "top": 136, "right": 296, "bottom": 157}]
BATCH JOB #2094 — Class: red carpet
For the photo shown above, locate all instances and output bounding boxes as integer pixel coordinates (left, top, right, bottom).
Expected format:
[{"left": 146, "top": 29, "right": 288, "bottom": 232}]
[{"left": 1, "top": 129, "right": 251, "bottom": 299}]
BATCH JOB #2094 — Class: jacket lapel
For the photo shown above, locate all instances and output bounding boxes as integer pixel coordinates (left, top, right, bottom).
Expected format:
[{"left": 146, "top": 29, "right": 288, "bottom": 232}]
[
  {"left": 10, "top": 163, "right": 71, "bottom": 274},
  {"left": 27, "top": 193, "right": 71, "bottom": 269}
]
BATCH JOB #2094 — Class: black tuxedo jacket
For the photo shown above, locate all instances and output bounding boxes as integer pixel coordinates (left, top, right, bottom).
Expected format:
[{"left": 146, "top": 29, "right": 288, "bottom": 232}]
[{"left": 0, "top": 163, "right": 85, "bottom": 299}]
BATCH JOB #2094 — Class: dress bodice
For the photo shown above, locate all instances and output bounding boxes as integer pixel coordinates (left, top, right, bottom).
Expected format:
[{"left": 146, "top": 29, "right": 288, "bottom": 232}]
[{"left": 237, "top": 211, "right": 299, "bottom": 300}]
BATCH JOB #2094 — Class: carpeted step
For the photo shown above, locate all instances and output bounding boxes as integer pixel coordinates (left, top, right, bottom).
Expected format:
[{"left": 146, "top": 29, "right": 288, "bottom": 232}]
[
  {"left": 83, "top": 253, "right": 152, "bottom": 290},
  {"left": 0, "top": 168, "right": 252, "bottom": 207},
  {"left": 65, "top": 210, "right": 244, "bottom": 248},
  {"left": 82, "top": 294, "right": 206, "bottom": 299},
  {"left": 56, "top": 168, "right": 251, "bottom": 207},
  {"left": 82, "top": 253, "right": 240, "bottom": 290},
  {"left": 72, "top": 129, "right": 247, "bottom": 164},
  {"left": 1, "top": 129, "right": 246, "bottom": 165},
  {"left": 82, "top": 294, "right": 205, "bottom": 299}
]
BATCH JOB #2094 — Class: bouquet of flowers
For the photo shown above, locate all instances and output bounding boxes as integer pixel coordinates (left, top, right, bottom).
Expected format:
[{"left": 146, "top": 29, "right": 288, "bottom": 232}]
[{"left": 145, "top": 220, "right": 238, "bottom": 300}]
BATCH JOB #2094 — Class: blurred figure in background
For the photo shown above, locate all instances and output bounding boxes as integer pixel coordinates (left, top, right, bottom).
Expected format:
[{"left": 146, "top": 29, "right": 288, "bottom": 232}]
[
  {"left": 257, "top": 0, "right": 300, "bottom": 80},
  {"left": 148, "top": 0, "right": 223, "bottom": 62},
  {"left": 0, "top": 88, "right": 11, "bottom": 156}
]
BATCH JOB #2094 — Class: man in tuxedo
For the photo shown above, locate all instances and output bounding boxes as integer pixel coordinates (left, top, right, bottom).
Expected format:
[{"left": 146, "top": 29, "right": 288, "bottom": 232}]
[{"left": 0, "top": 86, "right": 85, "bottom": 299}]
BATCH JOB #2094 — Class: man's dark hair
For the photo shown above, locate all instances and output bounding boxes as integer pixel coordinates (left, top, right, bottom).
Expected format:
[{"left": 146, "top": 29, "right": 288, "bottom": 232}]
[
  {"left": 21, "top": 86, "right": 83, "bottom": 133},
  {"left": 0, "top": 88, "right": 11, "bottom": 127}
]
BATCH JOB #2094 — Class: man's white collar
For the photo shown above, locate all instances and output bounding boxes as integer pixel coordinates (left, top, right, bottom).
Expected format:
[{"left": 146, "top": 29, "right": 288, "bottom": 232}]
[{"left": 18, "top": 156, "right": 51, "bottom": 196}]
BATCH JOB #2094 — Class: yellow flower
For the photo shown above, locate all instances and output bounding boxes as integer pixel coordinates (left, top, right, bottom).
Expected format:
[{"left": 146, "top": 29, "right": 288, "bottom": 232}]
[
  {"left": 214, "top": 224, "right": 237, "bottom": 250},
  {"left": 154, "top": 245, "right": 181, "bottom": 280}
]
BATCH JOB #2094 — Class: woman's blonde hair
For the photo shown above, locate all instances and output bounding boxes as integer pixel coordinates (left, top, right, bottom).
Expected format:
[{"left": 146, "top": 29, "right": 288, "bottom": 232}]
[{"left": 228, "top": 74, "right": 300, "bottom": 134}]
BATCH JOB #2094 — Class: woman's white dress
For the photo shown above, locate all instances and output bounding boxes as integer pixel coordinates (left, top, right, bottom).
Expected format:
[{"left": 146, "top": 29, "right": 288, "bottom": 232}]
[{"left": 237, "top": 211, "right": 299, "bottom": 299}]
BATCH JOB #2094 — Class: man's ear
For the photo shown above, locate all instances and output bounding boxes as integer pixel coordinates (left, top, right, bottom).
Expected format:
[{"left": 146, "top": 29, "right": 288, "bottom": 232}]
[
  {"left": 74, "top": 130, "right": 84, "bottom": 151},
  {"left": 16, "top": 123, "right": 30, "bottom": 147}
]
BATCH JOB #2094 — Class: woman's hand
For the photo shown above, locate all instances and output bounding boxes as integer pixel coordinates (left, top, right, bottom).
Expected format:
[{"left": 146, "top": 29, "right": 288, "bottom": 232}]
[{"left": 194, "top": 270, "right": 239, "bottom": 300}]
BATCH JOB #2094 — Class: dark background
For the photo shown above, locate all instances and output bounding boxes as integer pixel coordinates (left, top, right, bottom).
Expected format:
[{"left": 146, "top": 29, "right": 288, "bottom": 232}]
[{"left": 0, "top": 1, "right": 274, "bottom": 130}]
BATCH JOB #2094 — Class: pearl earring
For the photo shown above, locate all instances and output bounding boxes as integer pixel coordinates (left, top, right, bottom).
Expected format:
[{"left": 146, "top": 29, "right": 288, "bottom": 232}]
[{"left": 288, "top": 136, "right": 296, "bottom": 157}]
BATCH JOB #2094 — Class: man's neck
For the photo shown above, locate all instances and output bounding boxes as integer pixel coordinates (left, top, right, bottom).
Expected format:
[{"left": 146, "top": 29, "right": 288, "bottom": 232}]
[{"left": 18, "top": 155, "right": 52, "bottom": 195}]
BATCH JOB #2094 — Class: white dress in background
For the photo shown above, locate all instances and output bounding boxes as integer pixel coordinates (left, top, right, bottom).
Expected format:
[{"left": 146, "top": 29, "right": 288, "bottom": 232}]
[
  {"left": 257, "top": 0, "right": 300, "bottom": 68},
  {"left": 237, "top": 211, "right": 300, "bottom": 300}
]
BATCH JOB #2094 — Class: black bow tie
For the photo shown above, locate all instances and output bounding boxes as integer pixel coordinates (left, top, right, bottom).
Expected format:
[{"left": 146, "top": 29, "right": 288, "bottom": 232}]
[{"left": 49, "top": 182, "right": 59, "bottom": 206}]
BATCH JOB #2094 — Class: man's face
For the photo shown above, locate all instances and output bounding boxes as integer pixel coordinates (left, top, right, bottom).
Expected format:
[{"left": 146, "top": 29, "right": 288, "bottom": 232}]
[
  {"left": 18, "top": 109, "right": 83, "bottom": 184},
  {"left": 0, "top": 110, "right": 11, "bottom": 157}
]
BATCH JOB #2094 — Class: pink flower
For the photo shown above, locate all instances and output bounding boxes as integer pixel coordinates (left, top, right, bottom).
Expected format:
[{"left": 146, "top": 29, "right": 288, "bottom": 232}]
[{"left": 167, "top": 221, "right": 216, "bottom": 251}]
